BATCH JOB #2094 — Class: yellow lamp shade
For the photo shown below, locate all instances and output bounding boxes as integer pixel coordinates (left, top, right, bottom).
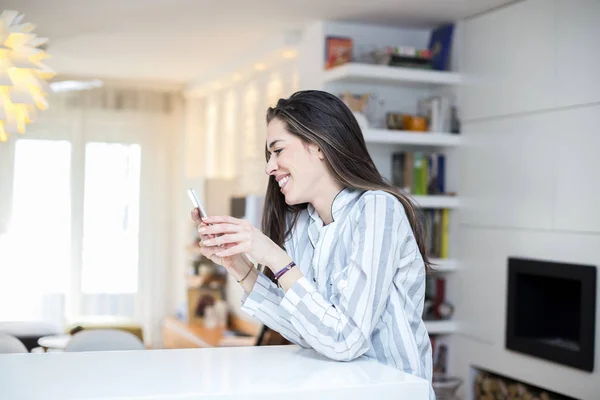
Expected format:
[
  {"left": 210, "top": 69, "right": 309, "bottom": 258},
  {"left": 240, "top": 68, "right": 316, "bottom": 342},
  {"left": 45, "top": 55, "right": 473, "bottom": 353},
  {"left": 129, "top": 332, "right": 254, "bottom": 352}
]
[{"left": 0, "top": 9, "right": 54, "bottom": 142}]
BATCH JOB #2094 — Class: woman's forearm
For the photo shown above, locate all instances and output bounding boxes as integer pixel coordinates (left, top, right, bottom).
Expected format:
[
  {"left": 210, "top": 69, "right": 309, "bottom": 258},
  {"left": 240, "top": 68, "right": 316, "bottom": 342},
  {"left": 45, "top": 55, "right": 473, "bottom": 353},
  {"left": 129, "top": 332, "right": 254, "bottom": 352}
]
[
  {"left": 239, "top": 267, "right": 259, "bottom": 294},
  {"left": 230, "top": 255, "right": 259, "bottom": 295}
]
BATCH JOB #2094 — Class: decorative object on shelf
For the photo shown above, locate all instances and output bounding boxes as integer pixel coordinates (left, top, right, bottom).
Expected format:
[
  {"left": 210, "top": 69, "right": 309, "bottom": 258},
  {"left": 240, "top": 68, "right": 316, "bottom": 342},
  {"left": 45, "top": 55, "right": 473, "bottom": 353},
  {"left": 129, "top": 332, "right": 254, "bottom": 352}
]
[
  {"left": 450, "top": 106, "right": 461, "bottom": 134},
  {"left": 340, "top": 92, "right": 372, "bottom": 129},
  {"left": 433, "top": 342, "right": 448, "bottom": 374},
  {"left": 340, "top": 92, "right": 369, "bottom": 113},
  {"left": 386, "top": 112, "right": 404, "bottom": 130},
  {"left": 324, "top": 36, "right": 353, "bottom": 70},
  {"left": 185, "top": 237, "right": 227, "bottom": 325},
  {"left": 428, "top": 24, "right": 454, "bottom": 71},
  {"left": 402, "top": 114, "right": 428, "bottom": 131},
  {"left": 203, "top": 299, "right": 228, "bottom": 329},
  {"left": 372, "top": 46, "right": 433, "bottom": 69},
  {"left": 353, "top": 43, "right": 378, "bottom": 64},
  {"left": 423, "top": 299, "right": 455, "bottom": 322},
  {"left": 424, "top": 275, "right": 454, "bottom": 321},
  {"left": 0, "top": 10, "right": 55, "bottom": 142},
  {"left": 186, "top": 286, "right": 224, "bottom": 325},
  {"left": 418, "top": 95, "right": 452, "bottom": 132}
]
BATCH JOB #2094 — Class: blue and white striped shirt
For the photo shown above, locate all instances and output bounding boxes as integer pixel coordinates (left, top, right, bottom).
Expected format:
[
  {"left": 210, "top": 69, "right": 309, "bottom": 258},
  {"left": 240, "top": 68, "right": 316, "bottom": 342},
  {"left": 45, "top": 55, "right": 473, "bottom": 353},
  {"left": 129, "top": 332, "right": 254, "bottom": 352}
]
[{"left": 241, "top": 188, "right": 433, "bottom": 398}]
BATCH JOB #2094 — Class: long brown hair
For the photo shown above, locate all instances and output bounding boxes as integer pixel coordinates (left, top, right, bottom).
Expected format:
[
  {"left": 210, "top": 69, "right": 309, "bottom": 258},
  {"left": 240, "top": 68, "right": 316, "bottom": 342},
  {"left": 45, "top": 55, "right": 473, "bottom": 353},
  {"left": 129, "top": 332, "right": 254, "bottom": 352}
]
[{"left": 260, "top": 90, "right": 431, "bottom": 280}]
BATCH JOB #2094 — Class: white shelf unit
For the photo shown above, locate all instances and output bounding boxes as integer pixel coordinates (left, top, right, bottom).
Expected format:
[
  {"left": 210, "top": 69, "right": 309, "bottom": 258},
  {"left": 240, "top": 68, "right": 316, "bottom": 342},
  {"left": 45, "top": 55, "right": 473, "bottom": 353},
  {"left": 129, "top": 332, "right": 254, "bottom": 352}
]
[
  {"left": 429, "top": 258, "right": 458, "bottom": 273},
  {"left": 410, "top": 195, "right": 460, "bottom": 209},
  {"left": 323, "top": 63, "right": 462, "bottom": 88},
  {"left": 321, "top": 60, "right": 461, "bottom": 344},
  {"left": 363, "top": 129, "right": 460, "bottom": 147},
  {"left": 424, "top": 320, "right": 459, "bottom": 335}
]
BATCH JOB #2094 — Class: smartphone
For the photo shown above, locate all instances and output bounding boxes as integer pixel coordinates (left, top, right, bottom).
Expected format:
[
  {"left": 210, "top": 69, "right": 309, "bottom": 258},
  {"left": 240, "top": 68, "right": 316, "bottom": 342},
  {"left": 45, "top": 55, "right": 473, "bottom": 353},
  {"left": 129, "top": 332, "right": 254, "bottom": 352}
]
[{"left": 187, "top": 188, "right": 208, "bottom": 220}]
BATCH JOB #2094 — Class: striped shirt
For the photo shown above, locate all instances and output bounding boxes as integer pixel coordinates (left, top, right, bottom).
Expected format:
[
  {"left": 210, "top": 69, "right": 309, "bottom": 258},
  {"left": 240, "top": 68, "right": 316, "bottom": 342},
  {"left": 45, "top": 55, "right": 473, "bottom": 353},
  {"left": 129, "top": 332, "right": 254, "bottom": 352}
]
[{"left": 241, "top": 188, "right": 434, "bottom": 399}]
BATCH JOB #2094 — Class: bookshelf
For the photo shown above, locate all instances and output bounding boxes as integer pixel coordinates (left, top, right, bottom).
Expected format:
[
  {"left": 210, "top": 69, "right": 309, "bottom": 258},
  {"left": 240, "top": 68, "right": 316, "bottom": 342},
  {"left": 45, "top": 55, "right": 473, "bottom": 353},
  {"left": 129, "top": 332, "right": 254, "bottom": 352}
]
[
  {"left": 321, "top": 55, "right": 462, "bottom": 349},
  {"left": 323, "top": 63, "right": 462, "bottom": 88}
]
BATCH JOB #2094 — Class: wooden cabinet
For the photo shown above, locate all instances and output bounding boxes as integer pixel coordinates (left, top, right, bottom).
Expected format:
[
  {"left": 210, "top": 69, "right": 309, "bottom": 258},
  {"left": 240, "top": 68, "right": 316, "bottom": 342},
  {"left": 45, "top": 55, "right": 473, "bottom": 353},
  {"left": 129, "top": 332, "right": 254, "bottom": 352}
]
[{"left": 162, "top": 316, "right": 257, "bottom": 349}]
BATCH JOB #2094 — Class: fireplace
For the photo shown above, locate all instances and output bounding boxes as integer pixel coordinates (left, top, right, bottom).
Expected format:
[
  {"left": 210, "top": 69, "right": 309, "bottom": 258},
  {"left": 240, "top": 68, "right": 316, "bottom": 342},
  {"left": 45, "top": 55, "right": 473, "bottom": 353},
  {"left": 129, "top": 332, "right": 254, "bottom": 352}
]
[{"left": 506, "top": 257, "right": 597, "bottom": 372}]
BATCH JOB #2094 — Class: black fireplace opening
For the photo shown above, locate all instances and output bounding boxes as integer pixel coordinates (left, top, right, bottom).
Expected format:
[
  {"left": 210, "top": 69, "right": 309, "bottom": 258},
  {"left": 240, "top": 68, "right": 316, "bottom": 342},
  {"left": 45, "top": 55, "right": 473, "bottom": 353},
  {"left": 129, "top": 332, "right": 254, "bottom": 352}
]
[{"left": 506, "top": 257, "right": 597, "bottom": 372}]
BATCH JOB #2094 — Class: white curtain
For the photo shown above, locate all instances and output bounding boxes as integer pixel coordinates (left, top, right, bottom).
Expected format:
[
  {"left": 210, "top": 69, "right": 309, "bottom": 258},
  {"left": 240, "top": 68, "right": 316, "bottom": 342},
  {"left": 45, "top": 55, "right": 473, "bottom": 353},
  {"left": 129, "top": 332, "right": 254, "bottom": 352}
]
[{"left": 0, "top": 86, "right": 181, "bottom": 347}]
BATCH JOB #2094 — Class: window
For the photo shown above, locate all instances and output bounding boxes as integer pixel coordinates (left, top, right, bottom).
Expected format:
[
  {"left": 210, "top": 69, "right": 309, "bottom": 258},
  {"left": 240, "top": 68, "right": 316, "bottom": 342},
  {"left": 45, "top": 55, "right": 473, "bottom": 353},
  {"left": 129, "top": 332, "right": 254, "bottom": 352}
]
[
  {"left": 81, "top": 142, "right": 141, "bottom": 294},
  {"left": 0, "top": 139, "right": 72, "bottom": 321},
  {"left": 0, "top": 138, "right": 144, "bottom": 323}
]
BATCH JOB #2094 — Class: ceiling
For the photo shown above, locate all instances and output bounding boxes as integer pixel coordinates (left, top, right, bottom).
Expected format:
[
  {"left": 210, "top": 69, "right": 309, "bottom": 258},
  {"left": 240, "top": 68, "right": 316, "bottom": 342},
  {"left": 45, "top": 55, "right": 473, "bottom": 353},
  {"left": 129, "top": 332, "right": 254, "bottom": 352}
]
[{"left": 4, "top": 0, "right": 515, "bottom": 85}]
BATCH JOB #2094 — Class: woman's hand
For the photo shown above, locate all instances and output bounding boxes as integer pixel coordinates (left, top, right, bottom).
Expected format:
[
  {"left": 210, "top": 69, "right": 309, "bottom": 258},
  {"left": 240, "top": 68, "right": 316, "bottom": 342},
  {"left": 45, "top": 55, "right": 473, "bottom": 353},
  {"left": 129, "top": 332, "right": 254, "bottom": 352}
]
[
  {"left": 190, "top": 209, "right": 252, "bottom": 279},
  {"left": 199, "top": 215, "right": 292, "bottom": 271}
]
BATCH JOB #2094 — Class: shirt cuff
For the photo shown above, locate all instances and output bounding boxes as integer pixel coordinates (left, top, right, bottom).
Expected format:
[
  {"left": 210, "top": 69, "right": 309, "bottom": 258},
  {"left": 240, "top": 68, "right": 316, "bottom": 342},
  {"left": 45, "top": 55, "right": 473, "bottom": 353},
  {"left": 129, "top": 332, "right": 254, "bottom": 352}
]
[
  {"left": 279, "top": 276, "right": 317, "bottom": 319},
  {"left": 240, "top": 270, "right": 278, "bottom": 317}
]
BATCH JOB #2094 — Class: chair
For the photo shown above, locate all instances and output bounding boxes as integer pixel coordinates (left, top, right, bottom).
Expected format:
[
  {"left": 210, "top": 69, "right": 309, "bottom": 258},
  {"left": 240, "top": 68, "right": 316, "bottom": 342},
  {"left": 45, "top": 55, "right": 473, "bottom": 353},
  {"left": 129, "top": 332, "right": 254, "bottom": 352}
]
[
  {"left": 255, "top": 326, "right": 290, "bottom": 346},
  {"left": 0, "top": 321, "right": 62, "bottom": 352},
  {"left": 64, "top": 329, "right": 145, "bottom": 352},
  {"left": 0, "top": 333, "right": 28, "bottom": 354}
]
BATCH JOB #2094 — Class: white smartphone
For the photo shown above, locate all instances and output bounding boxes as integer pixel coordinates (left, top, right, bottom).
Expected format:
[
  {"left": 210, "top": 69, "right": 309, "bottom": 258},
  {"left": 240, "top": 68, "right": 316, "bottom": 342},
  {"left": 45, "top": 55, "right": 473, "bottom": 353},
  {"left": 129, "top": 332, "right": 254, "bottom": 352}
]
[{"left": 187, "top": 188, "right": 208, "bottom": 220}]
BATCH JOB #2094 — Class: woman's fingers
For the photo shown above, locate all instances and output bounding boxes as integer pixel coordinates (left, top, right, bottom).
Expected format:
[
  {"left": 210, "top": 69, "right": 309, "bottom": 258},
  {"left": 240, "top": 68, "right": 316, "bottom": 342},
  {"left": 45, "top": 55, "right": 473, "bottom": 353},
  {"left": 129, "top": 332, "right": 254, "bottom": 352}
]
[
  {"left": 202, "top": 215, "right": 243, "bottom": 225},
  {"left": 198, "top": 222, "right": 244, "bottom": 236},
  {"left": 215, "top": 242, "right": 247, "bottom": 258},
  {"left": 191, "top": 208, "right": 204, "bottom": 224},
  {"left": 203, "top": 233, "right": 246, "bottom": 247}
]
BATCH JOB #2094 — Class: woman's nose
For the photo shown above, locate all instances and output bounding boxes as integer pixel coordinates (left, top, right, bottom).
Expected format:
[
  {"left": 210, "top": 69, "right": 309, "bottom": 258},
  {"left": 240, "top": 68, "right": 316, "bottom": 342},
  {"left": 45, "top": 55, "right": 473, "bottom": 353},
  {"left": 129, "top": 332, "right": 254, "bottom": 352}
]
[{"left": 265, "top": 156, "right": 277, "bottom": 175}]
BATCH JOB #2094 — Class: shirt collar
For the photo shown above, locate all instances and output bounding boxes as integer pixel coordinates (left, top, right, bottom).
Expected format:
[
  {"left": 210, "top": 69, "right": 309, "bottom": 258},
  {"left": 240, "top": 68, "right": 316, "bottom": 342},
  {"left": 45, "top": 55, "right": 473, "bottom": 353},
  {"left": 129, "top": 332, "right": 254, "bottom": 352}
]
[{"left": 307, "top": 187, "right": 362, "bottom": 224}]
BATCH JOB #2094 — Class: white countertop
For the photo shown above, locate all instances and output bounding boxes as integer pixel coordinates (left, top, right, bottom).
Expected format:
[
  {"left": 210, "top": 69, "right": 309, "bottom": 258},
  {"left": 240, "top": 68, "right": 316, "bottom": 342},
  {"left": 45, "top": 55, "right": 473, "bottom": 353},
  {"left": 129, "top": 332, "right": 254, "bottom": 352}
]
[{"left": 0, "top": 345, "right": 429, "bottom": 400}]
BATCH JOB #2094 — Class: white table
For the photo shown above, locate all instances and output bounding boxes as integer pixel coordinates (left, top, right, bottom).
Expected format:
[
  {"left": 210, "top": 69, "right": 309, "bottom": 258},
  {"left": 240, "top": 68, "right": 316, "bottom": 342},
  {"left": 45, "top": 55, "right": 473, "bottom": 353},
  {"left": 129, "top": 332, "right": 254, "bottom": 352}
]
[{"left": 0, "top": 345, "right": 429, "bottom": 399}]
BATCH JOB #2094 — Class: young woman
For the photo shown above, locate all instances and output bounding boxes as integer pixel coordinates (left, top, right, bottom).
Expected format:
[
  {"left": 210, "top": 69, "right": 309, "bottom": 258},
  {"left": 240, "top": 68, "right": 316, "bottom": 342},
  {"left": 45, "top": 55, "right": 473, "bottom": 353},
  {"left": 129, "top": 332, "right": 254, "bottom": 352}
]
[{"left": 192, "top": 90, "right": 434, "bottom": 398}]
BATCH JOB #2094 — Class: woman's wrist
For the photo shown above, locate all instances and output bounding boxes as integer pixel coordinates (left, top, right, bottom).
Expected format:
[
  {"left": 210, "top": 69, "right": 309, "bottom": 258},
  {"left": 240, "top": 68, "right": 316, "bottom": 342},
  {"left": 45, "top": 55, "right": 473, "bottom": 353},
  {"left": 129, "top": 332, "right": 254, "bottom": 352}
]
[
  {"left": 231, "top": 255, "right": 254, "bottom": 280},
  {"left": 240, "top": 267, "right": 259, "bottom": 295},
  {"left": 266, "top": 251, "right": 293, "bottom": 274}
]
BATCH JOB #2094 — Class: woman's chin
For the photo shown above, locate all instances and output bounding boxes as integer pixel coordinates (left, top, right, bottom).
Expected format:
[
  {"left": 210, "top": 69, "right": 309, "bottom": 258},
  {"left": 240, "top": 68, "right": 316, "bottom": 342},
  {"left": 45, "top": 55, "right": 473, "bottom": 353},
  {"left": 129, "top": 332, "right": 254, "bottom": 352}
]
[{"left": 283, "top": 191, "right": 298, "bottom": 205}]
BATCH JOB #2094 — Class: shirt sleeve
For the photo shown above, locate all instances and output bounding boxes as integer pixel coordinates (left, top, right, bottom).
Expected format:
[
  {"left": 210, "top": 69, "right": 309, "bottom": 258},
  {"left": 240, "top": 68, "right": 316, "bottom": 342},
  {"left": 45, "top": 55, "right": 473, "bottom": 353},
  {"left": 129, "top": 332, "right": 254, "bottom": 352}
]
[
  {"left": 278, "top": 193, "right": 417, "bottom": 362},
  {"left": 240, "top": 270, "right": 311, "bottom": 348}
]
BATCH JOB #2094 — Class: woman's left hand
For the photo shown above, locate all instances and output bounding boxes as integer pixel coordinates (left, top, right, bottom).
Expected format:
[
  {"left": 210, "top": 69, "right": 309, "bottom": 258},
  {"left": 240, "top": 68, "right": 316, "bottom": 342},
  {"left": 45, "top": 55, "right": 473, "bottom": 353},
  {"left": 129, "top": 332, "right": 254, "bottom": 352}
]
[{"left": 199, "top": 216, "right": 291, "bottom": 270}]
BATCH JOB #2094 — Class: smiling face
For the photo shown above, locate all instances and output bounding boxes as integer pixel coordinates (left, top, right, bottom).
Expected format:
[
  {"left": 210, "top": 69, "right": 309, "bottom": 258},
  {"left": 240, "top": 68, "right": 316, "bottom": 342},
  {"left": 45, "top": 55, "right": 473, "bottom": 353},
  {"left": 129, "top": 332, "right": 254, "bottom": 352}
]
[{"left": 265, "top": 118, "right": 330, "bottom": 205}]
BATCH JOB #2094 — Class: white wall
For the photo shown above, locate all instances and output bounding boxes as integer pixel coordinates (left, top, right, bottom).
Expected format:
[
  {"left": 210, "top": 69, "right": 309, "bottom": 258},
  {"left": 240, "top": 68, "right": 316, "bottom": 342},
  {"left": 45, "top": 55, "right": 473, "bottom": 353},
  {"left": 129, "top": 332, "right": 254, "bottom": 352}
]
[
  {"left": 455, "top": 1, "right": 600, "bottom": 399},
  {"left": 180, "top": 57, "right": 299, "bottom": 324}
]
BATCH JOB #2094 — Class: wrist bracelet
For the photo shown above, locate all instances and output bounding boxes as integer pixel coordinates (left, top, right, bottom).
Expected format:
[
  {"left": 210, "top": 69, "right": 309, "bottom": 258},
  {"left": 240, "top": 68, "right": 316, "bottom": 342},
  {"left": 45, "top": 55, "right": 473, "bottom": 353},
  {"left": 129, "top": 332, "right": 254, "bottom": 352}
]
[
  {"left": 237, "top": 267, "right": 252, "bottom": 284},
  {"left": 274, "top": 261, "right": 296, "bottom": 281}
]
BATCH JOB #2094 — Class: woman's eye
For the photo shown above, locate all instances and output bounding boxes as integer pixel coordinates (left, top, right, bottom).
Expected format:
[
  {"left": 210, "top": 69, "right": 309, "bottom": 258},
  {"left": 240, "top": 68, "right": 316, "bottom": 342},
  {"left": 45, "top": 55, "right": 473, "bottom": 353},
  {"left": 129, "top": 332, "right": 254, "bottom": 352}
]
[{"left": 274, "top": 149, "right": 282, "bottom": 155}]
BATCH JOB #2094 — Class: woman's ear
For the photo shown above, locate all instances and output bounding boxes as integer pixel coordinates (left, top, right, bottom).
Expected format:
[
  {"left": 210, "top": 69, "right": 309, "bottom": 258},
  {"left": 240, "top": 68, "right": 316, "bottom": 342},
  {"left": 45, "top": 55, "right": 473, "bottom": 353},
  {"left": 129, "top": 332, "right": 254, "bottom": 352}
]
[{"left": 308, "top": 144, "right": 325, "bottom": 160}]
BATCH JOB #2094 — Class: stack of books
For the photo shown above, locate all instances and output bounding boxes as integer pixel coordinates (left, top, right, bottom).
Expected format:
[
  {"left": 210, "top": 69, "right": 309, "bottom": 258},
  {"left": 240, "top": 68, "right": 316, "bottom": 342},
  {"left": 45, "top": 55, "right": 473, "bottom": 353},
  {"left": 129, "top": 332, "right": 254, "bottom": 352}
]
[{"left": 392, "top": 151, "right": 445, "bottom": 195}]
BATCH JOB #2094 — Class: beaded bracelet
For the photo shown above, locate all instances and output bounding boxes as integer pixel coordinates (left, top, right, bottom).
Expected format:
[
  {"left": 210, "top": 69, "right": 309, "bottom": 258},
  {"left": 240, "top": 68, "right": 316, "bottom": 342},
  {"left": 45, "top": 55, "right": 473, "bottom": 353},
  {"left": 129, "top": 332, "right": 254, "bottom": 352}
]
[{"left": 274, "top": 261, "right": 296, "bottom": 281}]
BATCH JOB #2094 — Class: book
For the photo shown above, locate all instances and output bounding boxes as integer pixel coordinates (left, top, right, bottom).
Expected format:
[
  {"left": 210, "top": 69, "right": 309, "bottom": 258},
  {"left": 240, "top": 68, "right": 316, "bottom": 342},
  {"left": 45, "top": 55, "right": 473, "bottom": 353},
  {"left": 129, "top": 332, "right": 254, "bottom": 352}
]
[
  {"left": 428, "top": 24, "right": 455, "bottom": 71},
  {"left": 392, "top": 151, "right": 446, "bottom": 196}
]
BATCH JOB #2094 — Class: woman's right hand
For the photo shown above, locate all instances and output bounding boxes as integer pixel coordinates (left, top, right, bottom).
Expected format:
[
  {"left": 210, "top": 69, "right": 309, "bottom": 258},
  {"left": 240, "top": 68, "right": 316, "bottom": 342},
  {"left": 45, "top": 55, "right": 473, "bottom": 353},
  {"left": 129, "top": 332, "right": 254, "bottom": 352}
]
[{"left": 191, "top": 208, "right": 252, "bottom": 279}]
